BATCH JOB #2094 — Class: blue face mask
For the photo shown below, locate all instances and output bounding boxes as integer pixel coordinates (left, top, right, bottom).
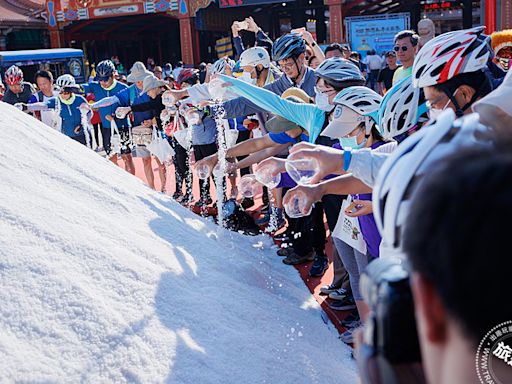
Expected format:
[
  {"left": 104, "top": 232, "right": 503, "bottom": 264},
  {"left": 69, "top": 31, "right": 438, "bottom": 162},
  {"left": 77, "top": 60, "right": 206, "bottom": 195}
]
[{"left": 339, "top": 135, "right": 367, "bottom": 150}]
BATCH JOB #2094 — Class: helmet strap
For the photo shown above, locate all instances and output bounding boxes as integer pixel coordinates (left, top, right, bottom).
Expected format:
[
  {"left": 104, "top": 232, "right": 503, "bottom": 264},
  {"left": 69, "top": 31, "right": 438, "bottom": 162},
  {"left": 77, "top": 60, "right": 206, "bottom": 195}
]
[
  {"left": 289, "top": 57, "right": 304, "bottom": 85},
  {"left": 255, "top": 65, "right": 264, "bottom": 79},
  {"left": 441, "top": 83, "right": 482, "bottom": 118},
  {"left": 364, "top": 116, "right": 372, "bottom": 134}
]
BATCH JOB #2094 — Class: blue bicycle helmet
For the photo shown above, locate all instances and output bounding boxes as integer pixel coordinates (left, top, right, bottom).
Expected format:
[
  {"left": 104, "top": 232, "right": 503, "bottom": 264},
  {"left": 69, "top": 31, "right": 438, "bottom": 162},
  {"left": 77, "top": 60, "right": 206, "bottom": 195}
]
[
  {"left": 315, "top": 58, "right": 366, "bottom": 89},
  {"left": 96, "top": 60, "right": 116, "bottom": 80},
  {"left": 378, "top": 75, "right": 428, "bottom": 140},
  {"left": 271, "top": 33, "right": 307, "bottom": 61}
]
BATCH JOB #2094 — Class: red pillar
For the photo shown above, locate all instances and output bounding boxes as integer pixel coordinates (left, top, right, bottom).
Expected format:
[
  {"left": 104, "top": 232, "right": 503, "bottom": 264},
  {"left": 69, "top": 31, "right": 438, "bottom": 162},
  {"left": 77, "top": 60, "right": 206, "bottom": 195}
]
[
  {"left": 179, "top": 17, "right": 195, "bottom": 65},
  {"left": 325, "top": 0, "right": 344, "bottom": 43},
  {"left": 501, "top": 0, "right": 512, "bottom": 29},
  {"left": 49, "top": 29, "right": 64, "bottom": 48},
  {"left": 485, "top": 0, "right": 497, "bottom": 34}
]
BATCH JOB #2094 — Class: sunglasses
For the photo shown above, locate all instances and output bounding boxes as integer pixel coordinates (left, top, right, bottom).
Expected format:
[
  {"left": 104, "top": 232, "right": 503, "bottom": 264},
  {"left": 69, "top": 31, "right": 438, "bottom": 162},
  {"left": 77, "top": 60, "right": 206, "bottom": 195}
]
[{"left": 393, "top": 45, "right": 409, "bottom": 52}]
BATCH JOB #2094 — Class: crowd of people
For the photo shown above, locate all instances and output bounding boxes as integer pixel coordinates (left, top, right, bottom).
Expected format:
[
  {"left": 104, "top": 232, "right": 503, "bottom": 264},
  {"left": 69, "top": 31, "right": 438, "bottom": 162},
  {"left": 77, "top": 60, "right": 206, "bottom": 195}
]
[{"left": 2, "top": 17, "right": 512, "bottom": 384}]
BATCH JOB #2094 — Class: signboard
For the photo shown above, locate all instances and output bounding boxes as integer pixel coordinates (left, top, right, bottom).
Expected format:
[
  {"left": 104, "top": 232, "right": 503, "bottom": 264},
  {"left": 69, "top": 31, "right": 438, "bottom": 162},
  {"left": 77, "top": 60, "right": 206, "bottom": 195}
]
[
  {"left": 345, "top": 13, "right": 410, "bottom": 57},
  {"left": 45, "top": 0, "right": 179, "bottom": 26},
  {"left": 219, "top": 0, "right": 292, "bottom": 8}
]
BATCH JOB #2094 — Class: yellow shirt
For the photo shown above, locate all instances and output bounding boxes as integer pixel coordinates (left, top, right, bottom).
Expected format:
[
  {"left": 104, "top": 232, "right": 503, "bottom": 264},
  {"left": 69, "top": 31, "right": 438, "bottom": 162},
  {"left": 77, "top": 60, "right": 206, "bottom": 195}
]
[{"left": 392, "top": 66, "right": 412, "bottom": 85}]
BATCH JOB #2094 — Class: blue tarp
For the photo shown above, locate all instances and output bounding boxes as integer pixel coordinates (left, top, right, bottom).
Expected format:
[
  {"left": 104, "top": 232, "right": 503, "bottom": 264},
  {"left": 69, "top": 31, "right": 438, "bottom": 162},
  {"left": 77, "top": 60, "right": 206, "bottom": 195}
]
[{"left": 0, "top": 49, "right": 84, "bottom": 65}]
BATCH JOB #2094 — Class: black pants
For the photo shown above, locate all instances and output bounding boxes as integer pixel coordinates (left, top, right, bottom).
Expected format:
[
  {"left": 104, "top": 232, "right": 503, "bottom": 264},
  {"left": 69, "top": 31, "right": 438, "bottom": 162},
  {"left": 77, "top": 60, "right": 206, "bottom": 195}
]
[
  {"left": 101, "top": 127, "right": 111, "bottom": 154},
  {"left": 71, "top": 134, "right": 87, "bottom": 146},
  {"left": 170, "top": 137, "right": 192, "bottom": 196},
  {"left": 92, "top": 122, "right": 102, "bottom": 146},
  {"left": 287, "top": 203, "right": 326, "bottom": 257},
  {"left": 235, "top": 129, "right": 251, "bottom": 177},
  {"left": 193, "top": 142, "right": 218, "bottom": 201}
]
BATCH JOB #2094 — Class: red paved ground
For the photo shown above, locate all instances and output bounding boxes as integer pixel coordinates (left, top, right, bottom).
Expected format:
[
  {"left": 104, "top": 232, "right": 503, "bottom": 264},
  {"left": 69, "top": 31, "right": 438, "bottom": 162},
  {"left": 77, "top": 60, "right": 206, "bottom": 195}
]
[{"left": 120, "top": 156, "right": 352, "bottom": 334}]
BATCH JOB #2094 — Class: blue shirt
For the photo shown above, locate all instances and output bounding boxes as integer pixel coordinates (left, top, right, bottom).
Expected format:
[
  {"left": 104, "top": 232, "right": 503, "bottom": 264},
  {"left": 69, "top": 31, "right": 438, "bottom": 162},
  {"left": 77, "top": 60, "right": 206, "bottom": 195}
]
[
  {"left": 47, "top": 95, "right": 88, "bottom": 138},
  {"left": 268, "top": 132, "right": 308, "bottom": 144},
  {"left": 192, "top": 116, "right": 217, "bottom": 145},
  {"left": 115, "top": 84, "right": 154, "bottom": 126},
  {"left": 81, "top": 80, "right": 128, "bottom": 128}
]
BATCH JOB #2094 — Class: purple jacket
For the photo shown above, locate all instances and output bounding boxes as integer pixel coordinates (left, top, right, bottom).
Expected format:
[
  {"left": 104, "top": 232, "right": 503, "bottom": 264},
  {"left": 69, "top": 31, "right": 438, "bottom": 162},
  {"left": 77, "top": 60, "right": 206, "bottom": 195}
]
[{"left": 333, "top": 141, "right": 385, "bottom": 258}]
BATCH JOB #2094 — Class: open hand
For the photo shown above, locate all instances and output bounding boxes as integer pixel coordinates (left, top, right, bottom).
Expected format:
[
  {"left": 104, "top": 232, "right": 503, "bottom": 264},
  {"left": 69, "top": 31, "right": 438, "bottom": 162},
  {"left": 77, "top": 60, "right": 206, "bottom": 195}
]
[
  {"left": 288, "top": 142, "right": 344, "bottom": 184},
  {"left": 282, "top": 184, "right": 324, "bottom": 215}
]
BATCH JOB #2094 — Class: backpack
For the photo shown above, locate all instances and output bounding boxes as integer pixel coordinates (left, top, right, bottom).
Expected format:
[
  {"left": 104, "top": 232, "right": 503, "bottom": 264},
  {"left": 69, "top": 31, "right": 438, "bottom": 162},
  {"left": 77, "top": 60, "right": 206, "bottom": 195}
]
[{"left": 221, "top": 199, "right": 261, "bottom": 236}]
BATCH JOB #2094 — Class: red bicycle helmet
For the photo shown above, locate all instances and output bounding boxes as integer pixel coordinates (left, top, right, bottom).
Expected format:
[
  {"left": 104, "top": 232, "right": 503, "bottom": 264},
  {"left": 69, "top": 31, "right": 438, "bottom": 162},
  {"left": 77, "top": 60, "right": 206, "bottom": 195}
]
[
  {"left": 176, "top": 68, "right": 199, "bottom": 85},
  {"left": 4, "top": 65, "right": 23, "bottom": 86}
]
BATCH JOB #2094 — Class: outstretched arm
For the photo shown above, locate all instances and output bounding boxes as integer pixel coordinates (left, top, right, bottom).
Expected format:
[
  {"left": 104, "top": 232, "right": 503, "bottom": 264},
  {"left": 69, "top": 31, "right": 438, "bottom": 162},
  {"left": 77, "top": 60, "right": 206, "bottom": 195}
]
[
  {"left": 234, "top": 144, "right": 289, "bottom": 170},
  {"left": 219, "top": 74, "right": 320, "bottom": 132}
]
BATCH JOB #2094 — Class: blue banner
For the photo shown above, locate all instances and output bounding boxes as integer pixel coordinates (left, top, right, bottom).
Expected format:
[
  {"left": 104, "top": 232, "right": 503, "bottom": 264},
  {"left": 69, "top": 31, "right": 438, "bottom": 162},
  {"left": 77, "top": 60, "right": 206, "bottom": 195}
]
[{"left": 346, "top": 13, "right": 410, "bottom": 57}]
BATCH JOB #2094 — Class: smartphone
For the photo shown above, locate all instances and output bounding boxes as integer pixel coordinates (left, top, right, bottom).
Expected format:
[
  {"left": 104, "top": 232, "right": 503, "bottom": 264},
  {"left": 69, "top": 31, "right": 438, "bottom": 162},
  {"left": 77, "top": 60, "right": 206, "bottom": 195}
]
[{"left": 238, "top": 20, "right": 249, "bottom": 30}]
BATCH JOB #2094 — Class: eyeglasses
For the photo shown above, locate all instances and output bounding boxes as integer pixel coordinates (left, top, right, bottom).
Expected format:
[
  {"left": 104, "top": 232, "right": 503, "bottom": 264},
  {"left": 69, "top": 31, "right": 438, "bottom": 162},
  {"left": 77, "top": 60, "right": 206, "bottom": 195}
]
[
  {"left": 278, "top": 61, "right": 297, "bottom": 71},
  {"left": 314, "top": 86, "right": 336, "bottom": 96},
  {"left": 393, "top": 45, "right": 408, "bottom": 52}
]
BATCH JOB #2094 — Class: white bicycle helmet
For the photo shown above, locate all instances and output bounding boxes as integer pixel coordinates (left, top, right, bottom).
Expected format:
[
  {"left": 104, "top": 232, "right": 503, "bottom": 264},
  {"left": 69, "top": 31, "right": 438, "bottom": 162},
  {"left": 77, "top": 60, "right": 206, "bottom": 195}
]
[
  {"left": 321, "top": 86, "right": 382, "bottom": 139},
  {"left": 315, "top": 58, "right": 366, "bottom": 89},
  {"left": 211, "top": 58, "right": 235, "bottom": 76},
  {"left": 378, "top": 75, "right": 428, "bottom": 140},
  {"left": 412, "top": 26, "right": 490, "bottom": 88},
  {"left": 239, "top": 47, "right": 271, "bottom": 68},
  {"left": 56, "top": 74, "right": 76, "bottom": 88},
  {"left": 373, "top": 109, "right": 492, "bottom": 257}
]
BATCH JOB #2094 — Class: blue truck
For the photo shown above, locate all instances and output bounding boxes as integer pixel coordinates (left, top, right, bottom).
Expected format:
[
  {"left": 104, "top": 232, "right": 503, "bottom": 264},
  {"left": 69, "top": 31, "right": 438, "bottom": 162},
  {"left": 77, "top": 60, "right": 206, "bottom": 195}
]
[{"left": 0, "top": 48, "right": 86, "bottom": 84}]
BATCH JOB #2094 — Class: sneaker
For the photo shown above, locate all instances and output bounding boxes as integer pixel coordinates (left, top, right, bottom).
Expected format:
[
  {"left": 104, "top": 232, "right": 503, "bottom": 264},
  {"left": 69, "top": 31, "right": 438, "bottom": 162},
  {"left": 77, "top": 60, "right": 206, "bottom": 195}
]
[
  {"left": 339, "top": 321, "right": 362, "bottom": 344},
  {"left": 241, "top": 197, "right": 255, "bottom": 209},
  {"left": 172, "top": 192, "right": 183, "bottom": 200},
  {"left": 342, "top": 318, "right": 361, "bottom": 330},
  {"left": 194, "top": 197, "right": 213, "bottom": 207},
  {"left": 341, "top": 311, "right": 360, "bottom": 328},
  {"left": 319, "top": 283, "right": 341, "bottom": 295},
  {"left": 327, "top": 295, "right": 356, "bottom": 311},
  {"left": 181, "top": 195, "right": 193, "bottom": 206},
  {"left": 277, "top": 246, "right": 294, "bottom": 257},
  {"left": 309, "top": 254, "right": 328, "bottom": 277},
  {"left": 329, "top": 288, "right": 349, "bottom": 301},
  {"left": 282, "top": 251, "right": 315, "bottom": 265}
]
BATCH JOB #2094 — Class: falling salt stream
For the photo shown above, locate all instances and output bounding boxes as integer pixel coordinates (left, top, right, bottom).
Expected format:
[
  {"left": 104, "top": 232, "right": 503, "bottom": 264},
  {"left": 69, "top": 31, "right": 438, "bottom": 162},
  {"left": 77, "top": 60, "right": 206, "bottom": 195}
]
[
  {"left": 184, "top": 117, "right": 194, "bottom": 205},
  {"left": 208, "top": 78, "right": 230, "bottom": 229},
  {"left": 79, "top": 107, "right": 92, "bottom": 149},
  {"left": 211, "top": 103, "right": 228, "bottom": 228}
]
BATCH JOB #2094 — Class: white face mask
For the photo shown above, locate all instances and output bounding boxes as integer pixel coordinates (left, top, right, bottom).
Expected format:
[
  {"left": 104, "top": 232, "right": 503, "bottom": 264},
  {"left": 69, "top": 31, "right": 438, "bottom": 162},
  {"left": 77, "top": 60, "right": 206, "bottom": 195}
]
[
  {"left": 428, "top": 89, "right": 457, "bottom": 120},
  {"left": 315, "top": 89, "right": 334, "bottom": 112},
  {"left": 240, "top": 71, "right": 256, "bottom": 85}
]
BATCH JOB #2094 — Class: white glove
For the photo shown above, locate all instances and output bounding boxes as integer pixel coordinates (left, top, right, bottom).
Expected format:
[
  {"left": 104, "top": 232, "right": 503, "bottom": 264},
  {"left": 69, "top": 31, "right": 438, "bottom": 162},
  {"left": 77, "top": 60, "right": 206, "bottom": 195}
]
[
  {"left": 79, "top": 102, "right": 91, "bottom": 112},
  {"left": 14, "top": 103, "right": 27, "bottom": 111},
  {"left": 115, "top": 106, "right": 131, "bottom": 119}
]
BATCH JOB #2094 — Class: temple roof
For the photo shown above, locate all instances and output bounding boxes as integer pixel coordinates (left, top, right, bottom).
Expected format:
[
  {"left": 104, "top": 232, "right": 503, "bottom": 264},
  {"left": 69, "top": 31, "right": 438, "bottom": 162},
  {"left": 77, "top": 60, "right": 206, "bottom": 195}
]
[{"left": 0, "top": 0, "right": 46, "bottom": 28}]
